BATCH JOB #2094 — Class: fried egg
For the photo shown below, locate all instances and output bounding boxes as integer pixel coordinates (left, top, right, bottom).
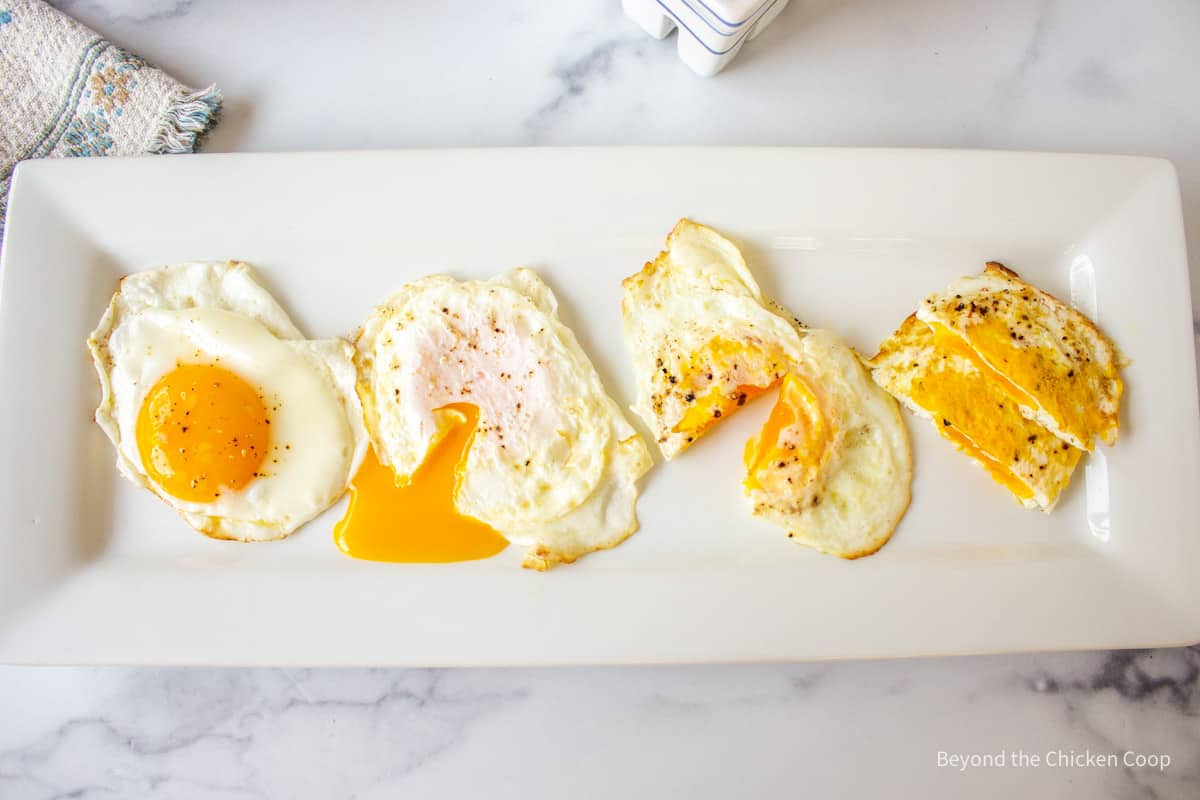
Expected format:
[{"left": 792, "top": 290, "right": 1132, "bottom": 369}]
[
  {"left": 745, "top": 330, "right": 912, "bottom": 558},
  {"left": 89, "top": 261, "right": 367, "bottom": 541},
  {"left": 916, "top": 262, "right": 1122, "bottom": 451},
  {"left": 867, "top": 314, "right": 1082, "bottom": 511},
  {"left": 352, "top": 268, "right": 652, "bottom": 570},
  {"left": 622, "top": 219, "right": 912, "bottom": 558},
  {"left": 621, "top": 219, "right": 806, "bottom": 459}
]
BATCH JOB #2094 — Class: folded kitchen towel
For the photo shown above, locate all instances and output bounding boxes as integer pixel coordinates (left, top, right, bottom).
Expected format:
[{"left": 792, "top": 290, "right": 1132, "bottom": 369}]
[{"left": 0, "top": 0, "right": 221, "bottom": 242}]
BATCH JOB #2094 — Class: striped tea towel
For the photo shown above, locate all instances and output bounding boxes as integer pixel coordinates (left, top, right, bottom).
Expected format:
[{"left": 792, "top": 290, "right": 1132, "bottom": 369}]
[{"left": 0, "top": 0, "right": 222, "bottom": 242}]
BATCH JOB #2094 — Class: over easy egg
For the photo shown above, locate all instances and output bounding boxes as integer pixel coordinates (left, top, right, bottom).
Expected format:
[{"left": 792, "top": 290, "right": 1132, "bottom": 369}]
[{"left": 351, "top": 268, "right": 652, "bottom": 570}]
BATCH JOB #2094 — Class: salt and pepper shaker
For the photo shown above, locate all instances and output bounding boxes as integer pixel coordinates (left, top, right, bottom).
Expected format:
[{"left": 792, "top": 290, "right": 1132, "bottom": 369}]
[{"left": 622, "top": 0, "right": 792, "bottom": 76}]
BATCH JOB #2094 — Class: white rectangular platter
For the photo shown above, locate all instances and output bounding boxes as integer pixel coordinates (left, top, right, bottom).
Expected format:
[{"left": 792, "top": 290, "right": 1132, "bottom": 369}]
[{"left": 1, "top": 148, "right": 1197, "bottom": 665}]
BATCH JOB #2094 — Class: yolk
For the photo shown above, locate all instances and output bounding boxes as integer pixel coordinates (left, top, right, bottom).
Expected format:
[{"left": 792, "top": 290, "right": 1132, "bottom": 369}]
[
  {"left": 334, "top": 403, "right": 509, "bottom": 563},
  {"left": 673, "top": 337, "right": 784, "bottom": 437},
  {"left": 135, "top": 364, "right": 269, "bottom": 502},
  {"left": 929, "top": 323, "right": 1040, "bottom": 413},
  {"left": 743, "top": 373, "right": 829, "bottom": 490},
  {"left": 930, "top": 320, "right": 1111, "bottom": 445},
  {"left": 906, "top": 349, "right": 1040, "bottom": 501},
  {"left": 676, "top": 381, "right": 773, "bottom": 436},
  {"left": 910, "top": 319, "right": 1089, "bottom": 500}
]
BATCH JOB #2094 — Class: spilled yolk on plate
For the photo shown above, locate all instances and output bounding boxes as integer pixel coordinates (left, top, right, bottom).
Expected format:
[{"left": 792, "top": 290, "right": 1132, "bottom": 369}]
[
  {"left": 136, "top": 363, "right": 270, "bottom": 502},
  {"left": 743, "top": 372, "right": 830, "bottom": 491},
  {"left": 334, "top": 403, "right": 509, "bottom": 563}
]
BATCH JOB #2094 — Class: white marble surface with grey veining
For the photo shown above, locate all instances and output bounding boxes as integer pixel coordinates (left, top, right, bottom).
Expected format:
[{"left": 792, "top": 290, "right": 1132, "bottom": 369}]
[{"left": 3, "top": 0, "right": 1199, "bottom": 797}]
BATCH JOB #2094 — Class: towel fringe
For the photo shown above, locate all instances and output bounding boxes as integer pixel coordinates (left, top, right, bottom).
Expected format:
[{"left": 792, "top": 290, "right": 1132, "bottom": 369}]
[{"left": 146, "top": 84, "right": 223, "bottom": 155}]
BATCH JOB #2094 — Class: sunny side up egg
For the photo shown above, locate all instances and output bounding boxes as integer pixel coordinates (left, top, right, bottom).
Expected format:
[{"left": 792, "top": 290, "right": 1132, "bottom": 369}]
[
  {"left": 622, "top": 219, "right": 913, "bottom": 558},
  {"left": 349, "top": 268, "right": 653, "bottom": 571},
  {"left": 89, "top": 262, "right": 367, "bottom": 541}
]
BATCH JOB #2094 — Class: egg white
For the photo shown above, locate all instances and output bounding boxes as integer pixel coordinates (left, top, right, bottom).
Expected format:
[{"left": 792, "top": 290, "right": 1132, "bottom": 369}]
[{"left": 89, "top": 262, "right": 367, "bottom": 541}]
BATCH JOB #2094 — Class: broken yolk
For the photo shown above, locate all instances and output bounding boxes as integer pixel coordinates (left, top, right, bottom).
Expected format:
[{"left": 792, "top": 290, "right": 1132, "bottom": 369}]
[
  {"left": 743, "top": 372, "right": 829, "bottom": 491},
  {"left": 676, "top": 381, "right": 773, "bottom": 435},
  {"left": 334, "top": 403, "right": 509, "bottom": 563},
  {"left": 673, "top": 337, "right": 783, "bottom": 437},
  {"left": 135, "top": 364, "right": 269, "bottom": 502}
]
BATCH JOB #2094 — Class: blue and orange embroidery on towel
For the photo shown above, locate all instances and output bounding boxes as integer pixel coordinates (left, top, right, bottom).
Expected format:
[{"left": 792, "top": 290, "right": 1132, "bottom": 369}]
[{"left": 64, "top": 49, "right": 144, "bottom": 157}]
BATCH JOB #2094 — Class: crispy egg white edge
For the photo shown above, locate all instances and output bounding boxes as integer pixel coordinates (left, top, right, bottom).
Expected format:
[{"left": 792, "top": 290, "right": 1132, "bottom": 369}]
[
  {"left": 354, "top": 267, "right": 652, "bottom": 569},
  {"left": 88, "top": 262, "right": 368, "bottom": 542}
]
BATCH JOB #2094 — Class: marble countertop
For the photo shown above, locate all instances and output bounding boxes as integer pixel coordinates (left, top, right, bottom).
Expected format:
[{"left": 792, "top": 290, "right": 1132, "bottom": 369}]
[{"left": 3, "top": 0, "right": 1199, "bottom": 797}]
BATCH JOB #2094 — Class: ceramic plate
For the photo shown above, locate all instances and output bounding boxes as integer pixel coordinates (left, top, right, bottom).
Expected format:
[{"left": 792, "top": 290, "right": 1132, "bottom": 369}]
[{"left": 1, "top": 148, "right": 1196, "bottom": 665}]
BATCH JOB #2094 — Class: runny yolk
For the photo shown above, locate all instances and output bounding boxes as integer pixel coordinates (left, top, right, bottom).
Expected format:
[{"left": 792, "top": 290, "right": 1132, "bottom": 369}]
[
  {"left": 334, "top": 403, "right": 509, "bottom": 563},
  {"left": 135, "top": 364, "right": 269, "bottom": 502},
  {"left": 676, "top": 382, "right": 774, "bottom": 436},
  {"left": 673, "top": 336, "right": 784, "bottom": 438},
  {"left": 743, "top": 372, "right": 829, "bottom": 491}
]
